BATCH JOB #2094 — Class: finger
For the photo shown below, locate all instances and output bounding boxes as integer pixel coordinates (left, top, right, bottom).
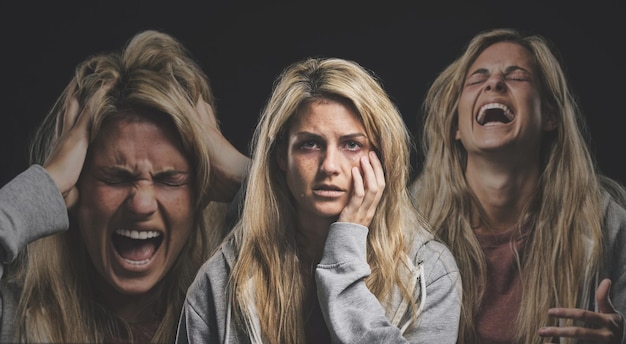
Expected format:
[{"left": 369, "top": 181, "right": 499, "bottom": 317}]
[
  {"left": 56, "top": 96, "right": 80, "bottom": 137},
  {"left": 368, "top": 151, "right": 385, "bottom": 193},
  {"left": 71, "top": 85, "right": 109, "bottom": 135},
  {"left": 337, "top": 166, "right": 364, "bottom": 224},
  {"left": 351, "top": 164, "right": 365, "bottom": 205},
  {"left": 195, "top": 98, "right": 218, "bottom": 128},
  {"left": 548, "top": 307, "right": 608, "bottom": 326},
  {"left": 359, "top": 154, "right": 382, "bottom": 214},
  {"left": 597, "top": 279, "right": 616, "bottom": 314},
  {"left": 538, "top": 325, "right": 615, "bottom": 342}
]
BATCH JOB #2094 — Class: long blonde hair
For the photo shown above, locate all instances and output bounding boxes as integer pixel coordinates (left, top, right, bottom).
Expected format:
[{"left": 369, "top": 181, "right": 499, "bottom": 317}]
[
  {"left": 411, "top": 28, "right": 607, "bottom": 343},
  {"left": 8, "top": 30, "right": 228, "bottom": 343},
  {"left": 227, "top": 57, "right": 425, "bottom": 343}
]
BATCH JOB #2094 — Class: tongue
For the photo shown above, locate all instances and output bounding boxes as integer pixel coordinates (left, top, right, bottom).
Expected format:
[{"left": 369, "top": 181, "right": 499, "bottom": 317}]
[{"left": 116, "top": 237, "right": 157, "bottom": 262}]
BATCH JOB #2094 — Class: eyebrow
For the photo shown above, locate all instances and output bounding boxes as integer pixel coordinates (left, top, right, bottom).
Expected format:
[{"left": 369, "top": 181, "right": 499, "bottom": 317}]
[{"left": 294, "top": 131, "right": 368, "bottom": 140}]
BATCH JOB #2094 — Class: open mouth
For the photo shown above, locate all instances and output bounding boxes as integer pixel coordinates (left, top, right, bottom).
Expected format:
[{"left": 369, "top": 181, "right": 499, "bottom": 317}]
[
  {"left": 112, "top": 229, "right": 163, "bottom": 265},
  {"left": 476, "top": 103, "right": 514, "bottom": 126}
]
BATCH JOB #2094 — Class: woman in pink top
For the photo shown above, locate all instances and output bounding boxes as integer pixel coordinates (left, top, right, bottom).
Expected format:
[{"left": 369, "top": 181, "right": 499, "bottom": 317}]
[{"left": 410, "top": 27, "right": 626, "bottom": 343}]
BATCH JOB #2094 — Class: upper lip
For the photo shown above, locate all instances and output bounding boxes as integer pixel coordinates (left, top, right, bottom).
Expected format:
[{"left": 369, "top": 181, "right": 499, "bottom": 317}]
[
  {"left": 313, "top": 183, "right": 343, "bottom": 191},
  {"left": 476, "top": 102, "right": 514, "bottom": 125}
]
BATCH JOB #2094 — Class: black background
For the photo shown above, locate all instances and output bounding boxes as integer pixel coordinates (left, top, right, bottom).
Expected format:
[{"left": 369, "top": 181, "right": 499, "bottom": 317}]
[{"left": 2, "top": 2, "right": 624, "bottom": 187}]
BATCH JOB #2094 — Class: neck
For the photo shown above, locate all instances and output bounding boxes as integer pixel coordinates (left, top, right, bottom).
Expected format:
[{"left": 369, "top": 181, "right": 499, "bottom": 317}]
[
  {"left": 295, "top": 212, "right": 334, "bottom": 266},
  {"left": 92, "top": 274, "right": 162, "bottom": 324},
  {"left": 465, "top": 156, "right": 540, "bottom": 233}
]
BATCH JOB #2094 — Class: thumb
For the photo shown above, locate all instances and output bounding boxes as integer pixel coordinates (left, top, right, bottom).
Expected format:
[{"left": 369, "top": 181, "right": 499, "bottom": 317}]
[{"left": 597, "top": 278, "right": 616, "bottom": 314}]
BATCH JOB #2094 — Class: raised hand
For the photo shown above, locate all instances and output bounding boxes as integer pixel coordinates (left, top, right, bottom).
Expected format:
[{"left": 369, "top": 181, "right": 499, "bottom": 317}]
[
  {"left": 337, "top": 151, "right": 385, "bottom": 227},
  {"left": 538, "top": 278, "right": 624, "bottom": 343},
  {"left": 44, "top": 87, "right": 108, "bottom": 208},
  {"left": 194, "top": 99, "right": 249, "bottom": 202}
]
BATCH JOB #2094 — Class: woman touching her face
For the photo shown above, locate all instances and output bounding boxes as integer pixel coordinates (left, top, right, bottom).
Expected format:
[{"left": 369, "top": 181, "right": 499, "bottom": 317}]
[{"left": 177, "top": 57, "right": 462, "bottom": 344}]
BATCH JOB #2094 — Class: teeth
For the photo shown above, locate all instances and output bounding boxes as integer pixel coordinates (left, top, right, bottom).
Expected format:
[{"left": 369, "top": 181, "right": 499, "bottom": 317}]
[
  {"left": 476, "top": 103, "right": 514, "bottom": 124},
  {"left": 124, "top": 258, "right": 151, "bottom": 265},
  {"left": 115, "top": 229, "right": 161, "bottom": 240}
]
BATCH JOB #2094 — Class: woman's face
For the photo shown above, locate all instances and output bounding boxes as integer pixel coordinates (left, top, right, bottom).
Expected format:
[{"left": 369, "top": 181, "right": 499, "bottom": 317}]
[
  {"left": 456, "top": 41, "right": 555, "bottom": 159},
  {"left": 278, "top": 99, "right": 371, "bottom": 223},
  {"left": 77, "top": 114, "right": 194, "bottom": 297}
]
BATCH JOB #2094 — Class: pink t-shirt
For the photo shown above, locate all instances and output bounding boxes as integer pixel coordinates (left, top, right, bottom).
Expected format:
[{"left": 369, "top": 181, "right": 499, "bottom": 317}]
[{"left": 474, "top": 223, "right": 531, "bottom": 344}]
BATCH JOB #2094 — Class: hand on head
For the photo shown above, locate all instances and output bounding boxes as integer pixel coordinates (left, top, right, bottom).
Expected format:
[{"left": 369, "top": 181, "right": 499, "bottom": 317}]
[
  {"left": 538, "top": 278, "right": 624, "bottom": 343},
  {"left": 195, "top": 98, "right": 249, "bottom": 202},
  {"left": 44, "top": 86, "right": 109, "bottom": 208}
]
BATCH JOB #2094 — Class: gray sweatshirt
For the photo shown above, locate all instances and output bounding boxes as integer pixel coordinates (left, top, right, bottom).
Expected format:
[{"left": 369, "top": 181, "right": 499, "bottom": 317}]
[
  {"left": 0, "top": 165, "right": 68, "bottom": 342},
  {"left": 176, "top": 222, "right": 463, "bottom": 343}
]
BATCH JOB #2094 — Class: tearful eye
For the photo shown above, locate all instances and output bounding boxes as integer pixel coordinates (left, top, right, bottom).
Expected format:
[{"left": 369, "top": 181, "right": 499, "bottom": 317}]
[{"left": 346, "top": 141, "right": 361, "bottom": 151}]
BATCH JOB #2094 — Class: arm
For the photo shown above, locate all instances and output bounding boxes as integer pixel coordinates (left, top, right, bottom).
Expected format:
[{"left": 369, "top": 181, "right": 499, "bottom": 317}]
[
  {"left": 194, "top": 99, "right": 249, "bottom": 202},
  {"left": 316, "top": 222, "right": 414, "bottom": 343},
  {"left": 402, "top": 240, "right": 462, "bottom": 343},
  {"left": 0, "top": 166, "right": 68, "bottom": 269},
  {"left": 316, "top": 224, "right": 462, "bottom": 343},
  {"left": 538, "top": 198, "right": 626, "bottom": 343}
]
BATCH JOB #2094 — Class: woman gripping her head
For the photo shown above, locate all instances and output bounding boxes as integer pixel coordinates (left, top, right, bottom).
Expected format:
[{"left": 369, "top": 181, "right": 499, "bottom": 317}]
[{"left": 0, "top": 30, "right": 248, "bottom": 343}]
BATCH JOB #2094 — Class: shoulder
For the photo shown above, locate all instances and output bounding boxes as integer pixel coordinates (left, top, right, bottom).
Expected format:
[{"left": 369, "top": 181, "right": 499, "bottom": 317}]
[
  {"left": 408, "top": 228, "right": 459, "bottom": 284},
  {"left": 188, "top": 237, "right": 236, "bottom": 296},
  {"left": 601, "top": 192, "right": 626, "bottom": 257}
]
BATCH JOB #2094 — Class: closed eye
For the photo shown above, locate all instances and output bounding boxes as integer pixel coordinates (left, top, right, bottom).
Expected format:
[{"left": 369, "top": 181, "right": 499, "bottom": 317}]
[
  {"left": 98, "top": 169, "right": 135, "bottom": 185},
  {"left": 154, "top": 171, "right": 190, "bottom": 187},
  {"left": 465, "top": 73, "right": 487, "bottom": 86}
]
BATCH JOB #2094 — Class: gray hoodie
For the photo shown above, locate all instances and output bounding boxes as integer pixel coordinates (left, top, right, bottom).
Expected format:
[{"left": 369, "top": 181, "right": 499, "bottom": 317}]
[
  {"left": 0, "top": 165, "right": 68, "bottom": 342},
  {"left": 176, "top": 222, "right": 463, "bottom": 343}
]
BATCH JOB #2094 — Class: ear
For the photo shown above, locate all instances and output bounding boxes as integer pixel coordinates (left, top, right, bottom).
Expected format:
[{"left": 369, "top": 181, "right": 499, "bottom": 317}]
[
  {"left": 542, "top": 110, "right": 557, "bottom": 132},
  {"left": 455, "top": 128, "right": 461, "bottom": 141}
]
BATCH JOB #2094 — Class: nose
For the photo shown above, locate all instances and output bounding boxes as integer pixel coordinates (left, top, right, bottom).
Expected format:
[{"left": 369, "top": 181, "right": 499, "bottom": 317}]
[
  {"left": 126, "top": 182, "right": 158, "bottom": 217},
  {"left": 484, "top": 75, "right": 506, "bottom": 93},
  {"left": 320, "top": 148, "right": 340, "bottom": 176}
]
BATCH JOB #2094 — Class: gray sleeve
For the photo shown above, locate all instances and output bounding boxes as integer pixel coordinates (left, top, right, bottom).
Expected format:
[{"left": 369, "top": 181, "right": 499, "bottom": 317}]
[
  {"left": 603, "top": 198, "right": 626, "bottom": 343},
  {"left": 0, "top": 165, "right": 68, "bottom": 268},
  {"left": 317, "top": 222, "right": 450, "bottom": 343},
  {"left": 403, "top": 240, "right": 462, "bottom": 343},
  {"left": 176, "top": 252, "right": 228, "bottom": 344}
]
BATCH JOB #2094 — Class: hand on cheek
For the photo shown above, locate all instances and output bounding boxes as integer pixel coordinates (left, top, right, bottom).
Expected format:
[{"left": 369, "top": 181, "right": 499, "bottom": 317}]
[{"left": 338, "top": 151, "right": 385, "bottom": 227}]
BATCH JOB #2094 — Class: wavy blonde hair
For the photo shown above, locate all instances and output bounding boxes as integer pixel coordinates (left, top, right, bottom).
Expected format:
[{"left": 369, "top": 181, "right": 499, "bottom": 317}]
[
  {"left": 227, "top": 57, "right": 426, "bottom": 343},
  {"left": 411, "top": 28, "right": 614, "bottom": 343},
  {"left": 7, "top": 30, "right": 228, "bottom": 343}
]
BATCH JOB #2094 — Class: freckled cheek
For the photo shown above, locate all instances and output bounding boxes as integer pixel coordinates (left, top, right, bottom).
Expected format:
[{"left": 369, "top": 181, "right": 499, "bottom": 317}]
[
  {"left": 78, "top": 185, "right": 126, "bottom": 220},
  {"left": 346, "top": 152, "right": 366, "bottom": 171},
  {"left": 457, "top": 92, "right": 475, "bottom": 120},
  {"left": 159, "top": 190, "right": 195, "bottom": 227},
  {"left": 290, "top": 156, "right": 317, "bottom": 175}
]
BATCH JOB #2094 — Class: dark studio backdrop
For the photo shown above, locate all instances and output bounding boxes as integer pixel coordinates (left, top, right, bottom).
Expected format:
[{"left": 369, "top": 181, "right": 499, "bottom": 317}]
[{"left": 2, "top": 2, "right": 624, "bottom": 188}]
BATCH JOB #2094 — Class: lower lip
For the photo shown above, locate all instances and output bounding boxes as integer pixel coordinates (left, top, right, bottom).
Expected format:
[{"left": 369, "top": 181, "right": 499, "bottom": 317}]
[{"left": 313, "top": 189, "right": 344, "bottom": 198}]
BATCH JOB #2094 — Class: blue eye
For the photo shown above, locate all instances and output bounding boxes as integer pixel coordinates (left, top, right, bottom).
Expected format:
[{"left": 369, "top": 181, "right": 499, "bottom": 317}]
[
  {"left": 300, "top": 140, "right": 319, "bottom": 150},
  {"left": 345, "top": 141, "right": 363, "bottom": 151}
]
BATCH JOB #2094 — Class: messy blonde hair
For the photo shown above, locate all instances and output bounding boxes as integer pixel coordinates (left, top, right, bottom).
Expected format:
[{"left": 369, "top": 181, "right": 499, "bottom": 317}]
[
  {"left": 228, "top": 57, "right": 426, "bottom": 343},
  {"left": 9, "top": 30, "right": 228, "bottom": 343},
  {"left": 411, "top": 28, "right": 611, "bottom": 343}
]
